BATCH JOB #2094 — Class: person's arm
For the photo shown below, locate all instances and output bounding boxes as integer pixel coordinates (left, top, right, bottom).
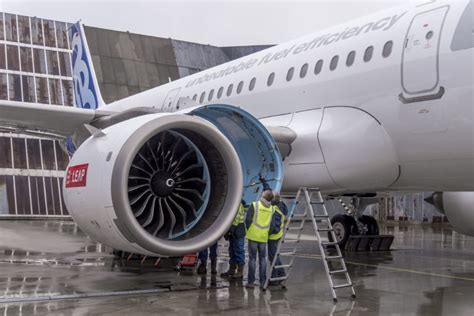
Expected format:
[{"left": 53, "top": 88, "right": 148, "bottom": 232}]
[
  {"left": 245, "top": 204, "right": 254, "bottom": 230},
  {"left": 280, "top": 202, "right": 289, "bottom": 216},
  {"left": 259, "top": 175, "right": 271, "bottom": 191}
]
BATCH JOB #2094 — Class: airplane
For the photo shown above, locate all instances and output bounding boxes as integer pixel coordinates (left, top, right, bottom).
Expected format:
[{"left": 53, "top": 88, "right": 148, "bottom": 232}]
[{"left": 0, "top": 0, "right": 472, "bottom": 256}]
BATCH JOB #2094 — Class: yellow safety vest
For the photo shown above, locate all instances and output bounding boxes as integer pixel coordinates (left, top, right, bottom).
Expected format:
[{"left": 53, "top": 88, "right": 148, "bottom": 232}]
[
  {"left": 246, "top": 201, "right": 274, "bottom": 243},
  {"left": 232, "top": 203, "right": 246, "bottom": 226},
  {"left": 269, "top": 207, "right": 285, "bottom": 241}
]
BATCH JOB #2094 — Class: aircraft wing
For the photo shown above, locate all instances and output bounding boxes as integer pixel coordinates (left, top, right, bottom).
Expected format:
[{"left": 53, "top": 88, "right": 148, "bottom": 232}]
[{"left": 0, "top": 100, "right": 109, "bottom": 137}]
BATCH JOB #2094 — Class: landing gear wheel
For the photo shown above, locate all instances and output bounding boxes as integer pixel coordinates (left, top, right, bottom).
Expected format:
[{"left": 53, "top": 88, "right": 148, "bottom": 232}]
[
  {"left": 358, "top": 215, "right": 379, "bottom": 235},
  {"left": 328, "top": 214, "right": 359, "bottom": 248}
]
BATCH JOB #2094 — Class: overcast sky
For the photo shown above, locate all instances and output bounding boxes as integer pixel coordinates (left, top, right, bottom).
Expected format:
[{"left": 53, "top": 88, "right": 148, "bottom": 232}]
[{"left": 2, "top": 0, "right": 412, "bottom": 46}]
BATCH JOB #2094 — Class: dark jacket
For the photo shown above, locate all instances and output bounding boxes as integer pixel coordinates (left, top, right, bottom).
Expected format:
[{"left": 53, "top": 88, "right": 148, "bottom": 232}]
[{"left": 269, "top": 200, "right": 288, "bottom": 236}]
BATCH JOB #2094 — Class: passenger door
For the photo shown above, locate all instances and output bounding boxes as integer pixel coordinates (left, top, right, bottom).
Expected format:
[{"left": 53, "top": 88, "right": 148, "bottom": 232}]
[
  {"left": 400, "top": 6, "right": 449, "bottom": 103},
  {"left": 161, "top": 88, "right": 181, "bottom": 112}
]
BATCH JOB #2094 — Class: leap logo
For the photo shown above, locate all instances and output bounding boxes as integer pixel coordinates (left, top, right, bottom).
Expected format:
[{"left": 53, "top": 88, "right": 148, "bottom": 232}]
[{"left": 66, "top": 164, "right": 89, "bottom": 188}]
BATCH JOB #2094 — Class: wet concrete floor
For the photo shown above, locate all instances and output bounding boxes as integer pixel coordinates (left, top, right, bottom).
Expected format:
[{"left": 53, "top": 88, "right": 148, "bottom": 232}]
[{"left": 0, "top": 220, "right": 473, "bottom": 315}]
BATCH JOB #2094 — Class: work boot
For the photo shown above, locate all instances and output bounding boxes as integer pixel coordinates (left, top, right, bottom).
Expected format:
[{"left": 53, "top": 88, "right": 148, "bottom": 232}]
[
  {"left": 232, "top": 264, "right": 244, "bottom": 279},
  {"left": 197, "top": 261, "right": 207, "bottom": 274},
  {"left": 220, "top": 263, "right": 236, "bottom": 277},
  {"left": 211, "top": 259, "right": 217, "bottom": 274}
]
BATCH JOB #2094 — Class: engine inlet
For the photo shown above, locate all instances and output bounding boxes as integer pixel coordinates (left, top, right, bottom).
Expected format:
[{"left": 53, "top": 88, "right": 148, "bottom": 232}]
[{"left": 128, "top": 130, "right": 210, "bottom": 239}]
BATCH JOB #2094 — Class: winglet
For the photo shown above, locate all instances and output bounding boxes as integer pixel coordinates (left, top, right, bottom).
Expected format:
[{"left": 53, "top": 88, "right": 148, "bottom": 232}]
[{"left": 70, "top": 22, "right": 105, "bottom": 109}]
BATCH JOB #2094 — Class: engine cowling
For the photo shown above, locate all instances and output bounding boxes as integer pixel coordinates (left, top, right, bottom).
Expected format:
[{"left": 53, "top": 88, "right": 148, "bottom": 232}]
[
  {"left": 428, "top": 192, "right": 474, "bottom": 236},
  {"left": 64, "top": 105, "right": 282, "bottom": 256}
]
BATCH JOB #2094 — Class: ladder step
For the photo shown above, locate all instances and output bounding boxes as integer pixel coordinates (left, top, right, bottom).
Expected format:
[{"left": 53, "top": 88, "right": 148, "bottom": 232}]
[
  {"left": 287, "top": 226, "right": 303, "bottom": 231},
  {"left": 283, "top": 239, "right": 299, "bottom": 244},
  {"left": 333, "top": 283, "right": 353, "bottom": 289},
  {"left": 278, "top": 251, "right": 295, "bottom": 256},
  {"left": 325, "top": 255, "right": 343, "bottom": 260},
  {"left": 270, "top": 276, "right": 288, "bottom": 282},
  {"left": 329, "top": 269, "right": 347, "bottom": 274},
  {"left": 291, "top": 213, "right": 307, "bottom": 219},
  {"left": 311, "top": 201, "right": 324, "bottom": 205},
  {"left": 313, "top": 214, "right": 329, "bottom": 218},
  {"left": 274, "top": 264, "right": 292, "bottom": 269},
  {"left": 318, "top": 228, "right": 334, "bottom": 232},
  {"left": 321, "top": 241, "right": 339, "bottom": 246}
]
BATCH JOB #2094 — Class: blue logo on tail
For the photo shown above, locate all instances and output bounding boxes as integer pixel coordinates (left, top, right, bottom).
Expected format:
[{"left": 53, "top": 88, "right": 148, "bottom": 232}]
[{"left": 70, "top": 22, "right": 99, "bottom": 109}]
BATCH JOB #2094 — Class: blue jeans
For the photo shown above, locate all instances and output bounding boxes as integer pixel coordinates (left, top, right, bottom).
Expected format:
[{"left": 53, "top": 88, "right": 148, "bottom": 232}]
[
  {"left": 247, "top": 240, "right": 266, "bottom": 286},
  {"left": 229, "top": 236, "right": 245, "bottom": 265},
  {"left": 268, "top": 239, "right": 285, "bottom": 278},
  {"left": 198, "top": 243, "right": 218, "bottom": 262}
]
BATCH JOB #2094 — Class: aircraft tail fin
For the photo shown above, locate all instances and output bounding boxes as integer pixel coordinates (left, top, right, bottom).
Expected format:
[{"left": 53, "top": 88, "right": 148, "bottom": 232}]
[{"left": 70, "top": 22, "right": 105, "bottom": 109}]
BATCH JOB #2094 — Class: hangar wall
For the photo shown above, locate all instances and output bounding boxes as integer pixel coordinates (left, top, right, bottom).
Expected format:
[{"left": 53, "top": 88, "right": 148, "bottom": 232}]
[{"left": 0, "top": 11, "right": 442, "bottom": 222}]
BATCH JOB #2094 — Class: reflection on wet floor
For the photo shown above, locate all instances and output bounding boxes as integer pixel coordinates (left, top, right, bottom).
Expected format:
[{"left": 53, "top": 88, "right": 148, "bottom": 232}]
[{"left": 0, "top": 220, "right": 474, "bottom": 315}]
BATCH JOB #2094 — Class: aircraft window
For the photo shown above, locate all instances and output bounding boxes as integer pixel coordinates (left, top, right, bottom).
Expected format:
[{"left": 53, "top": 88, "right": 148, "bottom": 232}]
[
  {"left": 199, "top": 92, "right": 206, "bottom": 103},
  {"left": 237, "top": 81, "right": 244, "bottom": 94},
  {"left": 346, "top": 51, "right": 356, "bottom": 67},
  {"left": 227, "top": 84, "right": 233, "bottom": 96},
  {"left": 193, "top": 94, "right": 198, "bottom": 101},
  {"left": 217, "top": 87, "right": 224, "bottom": 99},
  {"left": 267, "top": 72, "right": 275, "bottom": 86},
  {"left": 300, "top": 63, "right": 308, "bottom": 78},
  {"left": 314, "top": 59, "right": 323, "bottom": 75},
  {"left": 249, "top": 78, "right": 256, "bottom": 91},
  {"left": 330, "top": 55, "right": 339, "bottom": 71},
  {"left": 286, "top": 67, "right": 294, "bottom": 82},
  {"left": 364, "top": 46, "right": 374, "bottom": 62},
  {"left": 382, "top": 41, "right": 393, "bottom": 58},
  {"left": 208, "top": 89, "right": 214, "bottom": 101}
]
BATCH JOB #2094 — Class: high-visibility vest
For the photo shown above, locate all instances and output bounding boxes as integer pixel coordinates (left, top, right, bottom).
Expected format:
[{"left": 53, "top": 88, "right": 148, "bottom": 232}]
[
  {"left": 246, "top": 201, "right": 274, "bottom": 243},
  {"left": 269, "top": 206, "right": 285, "bottom": 241},
  {"left": 232, "top": 203, "right": 246, "bottom": 226}
]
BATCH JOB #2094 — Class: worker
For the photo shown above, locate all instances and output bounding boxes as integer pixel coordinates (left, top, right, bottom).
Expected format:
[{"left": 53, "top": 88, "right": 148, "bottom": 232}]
[
  {"left": 268, "top": 192, "right": 289, "bottom": 284},
  {"left": 221, "top": 200, "right": 247, "bottom": 279},
  {"left": 197, "top": 243, "right": 218, "bottom": 275},
  {"left": 245, "top": 190, "right": 275, "bottom": 289}
]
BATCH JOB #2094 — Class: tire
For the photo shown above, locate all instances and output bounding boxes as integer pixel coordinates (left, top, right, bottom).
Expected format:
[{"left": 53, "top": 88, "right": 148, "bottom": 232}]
[
  {"left": 328, "top": 214, "right": 359, "bottom": 248},
  {"left": 358, "top": 215, "right": 379, "bottom": 235}
]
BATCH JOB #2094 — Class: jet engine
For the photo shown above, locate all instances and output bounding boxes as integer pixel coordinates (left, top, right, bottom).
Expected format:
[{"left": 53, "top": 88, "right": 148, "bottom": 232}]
[
  {"left": 426, "top": 192, "right": 474, "bottom": 236},
  {"left": 63, "top": 105, "right": 282, "bottom": 256}
]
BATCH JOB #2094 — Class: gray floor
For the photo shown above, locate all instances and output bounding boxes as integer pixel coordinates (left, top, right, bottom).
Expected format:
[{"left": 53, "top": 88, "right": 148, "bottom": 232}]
[{"left": 0, "top": 220, "right": 473, "bottom": 315}]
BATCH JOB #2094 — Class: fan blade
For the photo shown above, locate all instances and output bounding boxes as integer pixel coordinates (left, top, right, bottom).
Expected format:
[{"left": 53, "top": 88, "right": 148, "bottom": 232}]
[
  {"left": 131, "top": 164, "right": 152, "bottom": 176},
  {"left": 146, "top": 141, "right": 160, "bottom": 171},
  {"left": 176, "top": 177, "right": 207, "bottom": 185},
  {"left": 130, "top": 189, "right": 151, "bottom": 205},
  {"left": 163, "top": 198, "right": 176, "bottom": 238},
  {"left": 174, "top": 164, "right": 201, "bottom": 177},
  {"left": 135, "top": 194, "right": 153, "bottom": 218},
  {"left": 168, "top": 197, "right": 187, "bottom": 230},
  {"left": 142, "top": 197, "right": 157, "bottom": 227},
  {"left": 137, "top": 153, "right": 156, "bottom": 173},
  {"left": 152, "top": 198, "right": 165, "bottom": 236},
  {"left": 172, "top": 193, "right": 197, "bottom": 217},
  {"left": 175, "top": 188, "right": 204, "bottom": 201},
  {"left": 128, "top": 183, "right": 149, "bottom": 193}
]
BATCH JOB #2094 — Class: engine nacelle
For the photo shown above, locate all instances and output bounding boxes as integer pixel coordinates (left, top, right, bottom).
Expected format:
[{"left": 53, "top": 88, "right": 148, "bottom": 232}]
[
  {"left": 428, "top": 192, "right": 474, "bottom": 236},
  {"left": 64, "top": 105, "right": 282, "bottom": 256}
]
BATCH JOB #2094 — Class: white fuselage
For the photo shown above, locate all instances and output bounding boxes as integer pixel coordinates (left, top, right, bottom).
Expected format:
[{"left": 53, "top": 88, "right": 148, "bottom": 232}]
[{"left": 105, "top": 1, "right": 474, "bottom": 193}]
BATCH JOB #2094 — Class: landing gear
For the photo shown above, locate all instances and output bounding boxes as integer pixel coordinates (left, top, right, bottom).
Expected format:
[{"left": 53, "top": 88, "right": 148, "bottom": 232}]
[
  {"left": 358, "top": 215, "right": 379, "bottom": 235},
  {"left": 328, "top": 214, "right": 359, "bottom": 248}
]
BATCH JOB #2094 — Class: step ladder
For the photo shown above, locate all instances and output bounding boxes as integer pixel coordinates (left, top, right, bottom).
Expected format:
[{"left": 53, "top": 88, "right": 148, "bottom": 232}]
[{"left": 263, "top": 187, "right": 356, "bottom": 302}]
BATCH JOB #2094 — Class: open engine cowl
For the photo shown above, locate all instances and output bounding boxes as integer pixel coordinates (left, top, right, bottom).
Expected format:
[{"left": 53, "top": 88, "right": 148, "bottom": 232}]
[{"left": 64, "top": 105, "right": 282, "bottom": 256}]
